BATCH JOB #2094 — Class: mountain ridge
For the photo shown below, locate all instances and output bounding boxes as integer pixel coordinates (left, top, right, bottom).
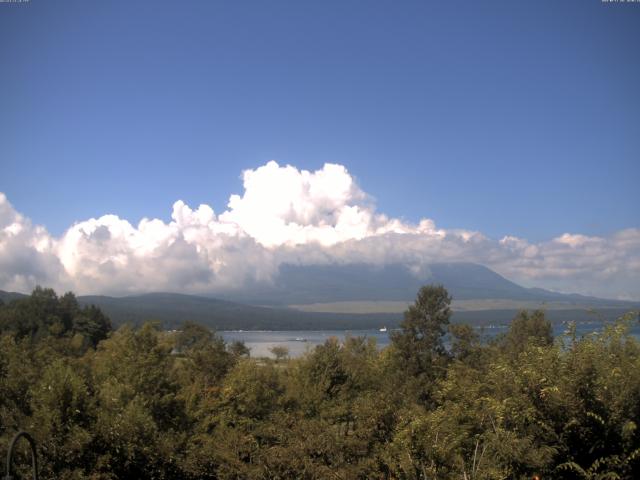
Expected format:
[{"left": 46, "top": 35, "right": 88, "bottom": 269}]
[
  {"left": 2, "top": 262, "right": 637, "bottom": 330},
  {"left": 216, "top": 262, "right": 635, "bottom": 306}
]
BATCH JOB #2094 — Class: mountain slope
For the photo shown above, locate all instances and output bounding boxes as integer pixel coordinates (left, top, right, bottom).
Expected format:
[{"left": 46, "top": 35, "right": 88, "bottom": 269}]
[
  {"left": 1, "top": 262, "right": 636, "bottom": 330},
  {"left": 1, "top": 288, "right": 636, "bottom": 331},
  {"left": 220, "top": 262, "right": 632, "bottom": 306},
  {"left": 76, "top": 292, "right": 398, "bottom": 330},
  {"left": 0, "top": 290, "right": 27, "bottom": 304}
]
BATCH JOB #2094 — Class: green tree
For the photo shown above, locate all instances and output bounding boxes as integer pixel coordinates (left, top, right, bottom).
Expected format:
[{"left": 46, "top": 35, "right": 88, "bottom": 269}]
[
  {"left": 500, "top": 309, "right": 553, "bottom": 354},
  {"left": 449, "top": 323, "right": 482, "bottom": 363},
  {"left": 0, "top": 287, "right": 62, "bottom": 339},
  {"left": 29, "top": 358, "right": 95, "bottom": 479},
  {"left": 270, "top": 345, "right": 289, "bottom": 362},
  {"left": 175, "top": 321, "right": 213, "bottom": 352},
  {"left": 390, "top": 284, "right": 452, "bottom": 403},
  {"left": 0, "top": 288, "right": 111, "bottom": 349},
  {"left": 90, "top": 323, "right": 188, "bottom": 479},
  {"left": 72, "top": 304, "right": 111, "bottom": 347},
  {"left": 228, "top": 340, "right": 250, "bottom": 358}
]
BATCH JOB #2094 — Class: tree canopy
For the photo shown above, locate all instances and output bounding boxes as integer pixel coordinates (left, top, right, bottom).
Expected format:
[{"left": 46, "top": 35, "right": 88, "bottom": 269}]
[{"left": 1, "top": 286, "right": 639, "bottom": 479}]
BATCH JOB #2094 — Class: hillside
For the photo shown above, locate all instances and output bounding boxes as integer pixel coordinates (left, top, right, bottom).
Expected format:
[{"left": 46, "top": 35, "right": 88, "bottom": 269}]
[
  {"left": 219, "top": 262, "right": 635, "bottom": 307},
  {"left": 77, "top": 292, "right": 399, "bottom": 330},
  {"left": 1, "top": 262, "right": 636, "bottom": 330},
  {"left": 2, "top": 287, "right": 636, "bottom": 331},
  {"left": 0, "top": 290, "right": 28, "bottom": 304}
]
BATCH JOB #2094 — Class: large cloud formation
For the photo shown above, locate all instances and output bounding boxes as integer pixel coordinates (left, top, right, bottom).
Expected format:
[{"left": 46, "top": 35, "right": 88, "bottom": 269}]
[{"left": 1, "top": 161, "right": 639, "bottom": 299}]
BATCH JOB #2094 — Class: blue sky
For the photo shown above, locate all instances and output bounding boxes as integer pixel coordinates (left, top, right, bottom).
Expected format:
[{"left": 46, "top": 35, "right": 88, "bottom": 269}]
[{"left": 1, "top": 0, "right": 638, "bottom": 243}]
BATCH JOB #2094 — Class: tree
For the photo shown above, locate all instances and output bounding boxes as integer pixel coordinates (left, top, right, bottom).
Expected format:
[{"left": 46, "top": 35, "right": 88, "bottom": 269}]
[
  {"left": 175, "top": 321, "right": 213, "bottom": 352},
  {"left": 90, "top": 323, "right": 188, "bottom": 479},
  {"left": 390, "top": 284, "right": 452, "bottom": 403},
  {"left": 228, "top": 340, "right": 250, "bottom": 358},
  {"left": 500, "top": 309, "right": 553, "bottom": 354},
  {"left": 29, "top": 359, "right": 94, "bottom": 479},
  {"left": 449, "top": 323, "right": 481, "bottom": 363},
  {"left": 72, "top": 304, "right": 111, "bottom": 347},
  {"left": 270, "top": 345, "right": 289, "bottom": 362},
  {"left": 0, "top": 288, "right": 111, "bottom": 349},
  {"left": 0, "top": 286, "right": 61, "bottom": 339}
]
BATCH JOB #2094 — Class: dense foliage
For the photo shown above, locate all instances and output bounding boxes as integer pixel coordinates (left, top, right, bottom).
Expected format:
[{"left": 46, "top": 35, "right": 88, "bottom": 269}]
[{"left": 1, "top": 286, "right": 639, "bottom": 479}]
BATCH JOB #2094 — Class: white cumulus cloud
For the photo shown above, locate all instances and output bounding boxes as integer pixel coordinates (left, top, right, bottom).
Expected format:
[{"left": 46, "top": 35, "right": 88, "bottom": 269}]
[
  {"left": 0, "top": 161, "right": 638, "bottom": 299},
  {"left": 219, "top": 161, "right": 385, "bottom": 247},
  {"left": 0, "top": 193, "right": 67, "bottom": 293}
]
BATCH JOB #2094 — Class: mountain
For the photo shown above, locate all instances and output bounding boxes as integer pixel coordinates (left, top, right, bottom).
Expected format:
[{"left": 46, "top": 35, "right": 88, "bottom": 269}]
[
  {"left": 1, "top": 287, "right": 636, "bottom": 331},
  {"left": 76, "top": 293, "right": 397, "bottom": 330},
  {"left": 0, "top": 289, "right": 398, "bottom": 330},
  {"left": 1, "top": 262, "right": 637, "bottom": 330},
  {"left": 0, "top": 290, "right": 27, "bottom": 304},
  {"left": 219, "top": 262, "right": 633, "bottom": 307}
]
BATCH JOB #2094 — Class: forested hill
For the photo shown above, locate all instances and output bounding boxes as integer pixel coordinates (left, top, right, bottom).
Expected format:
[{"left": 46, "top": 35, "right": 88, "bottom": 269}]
[
  {"left": 1, "top": 289, "right": 636, "bottom": 330},
  {"left": 1, "top": 289, "right": 398, "bottom": 329},
  {"left": 0, "top": 290, "right": 27, "bottom": 304},
  {"left": 76, "top": 292, "right": 400, "bottom": 330}
]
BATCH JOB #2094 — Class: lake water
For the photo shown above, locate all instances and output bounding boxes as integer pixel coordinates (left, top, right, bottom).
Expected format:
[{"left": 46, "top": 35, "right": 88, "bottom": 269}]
[{"left": 221, "top": 321, "right": 640, "bottom": 358}]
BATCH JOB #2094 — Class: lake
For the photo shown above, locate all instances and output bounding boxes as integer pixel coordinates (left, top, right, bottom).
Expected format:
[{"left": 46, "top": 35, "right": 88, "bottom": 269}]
[{"left": 220, "top": 321, "right": 640, "bottom": 358}]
